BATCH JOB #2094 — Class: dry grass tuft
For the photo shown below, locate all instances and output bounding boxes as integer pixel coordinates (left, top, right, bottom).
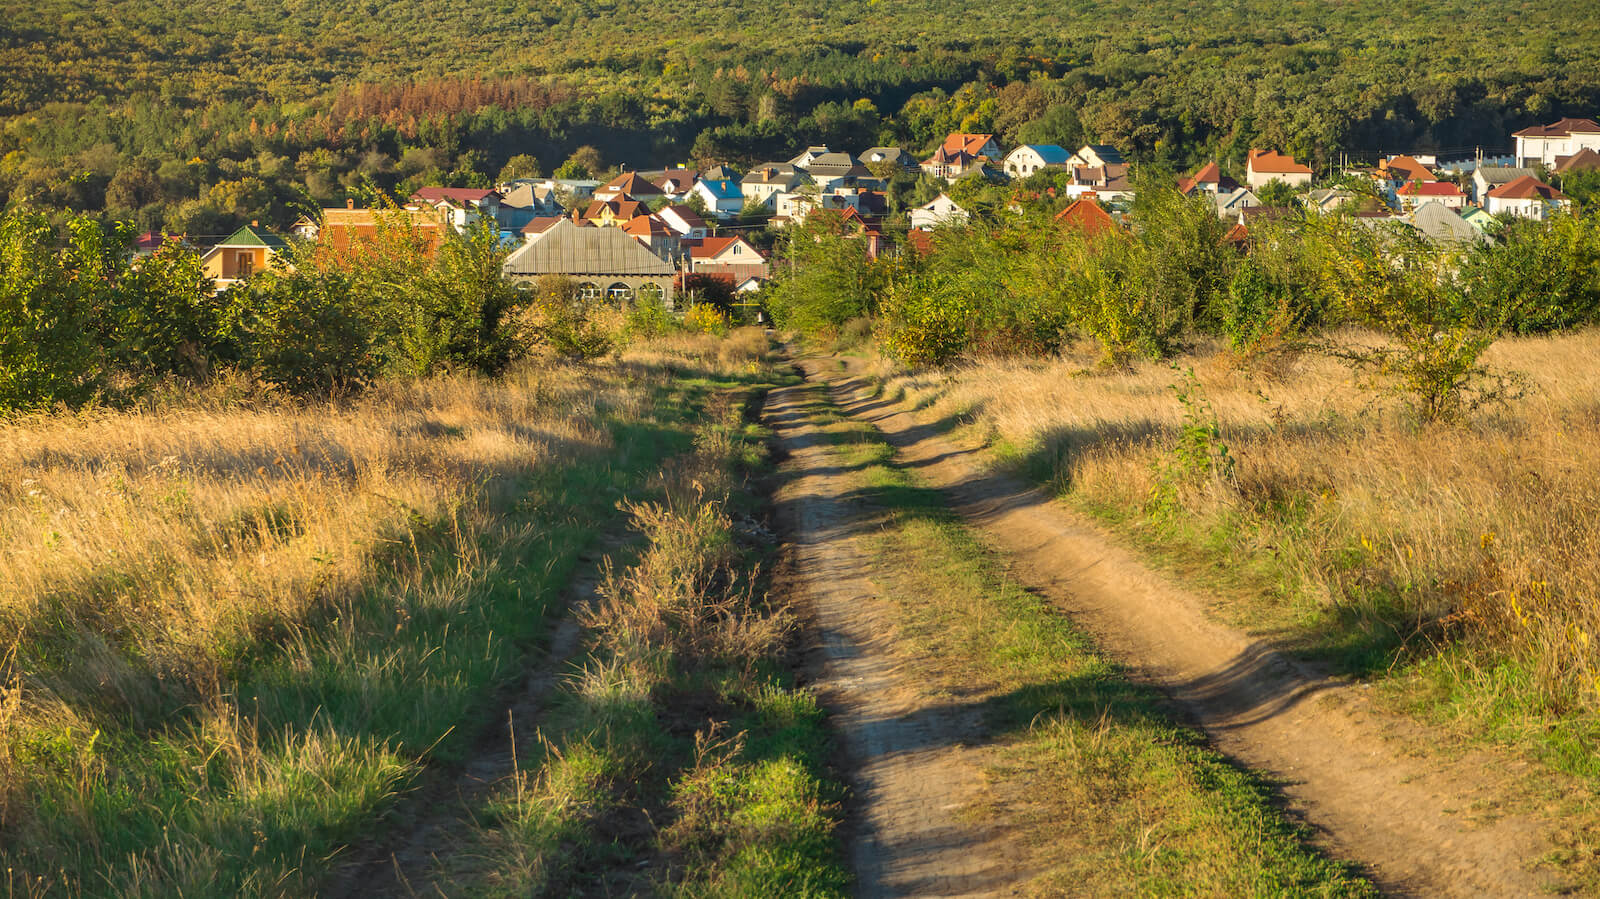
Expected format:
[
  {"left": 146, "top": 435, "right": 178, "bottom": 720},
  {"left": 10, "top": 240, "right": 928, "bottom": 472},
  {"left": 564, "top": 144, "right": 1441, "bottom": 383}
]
[{"left": 877, "top": 328, "right": 1600, "bottom": 716}]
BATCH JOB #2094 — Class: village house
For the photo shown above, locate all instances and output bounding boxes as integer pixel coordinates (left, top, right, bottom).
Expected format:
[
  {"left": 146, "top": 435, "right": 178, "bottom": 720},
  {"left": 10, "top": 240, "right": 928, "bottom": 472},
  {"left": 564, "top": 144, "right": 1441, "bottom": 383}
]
[
  {"left": 1485, "top": 175, "right": 1571, "bottom": 220},
  {"left": 1405, "top": 202, "right": 1485, "bottom": 246},
  {"left": 1513, "top": 117, "right": 1600, "bottom": 168},
  {"left": 497, "top": 182, "right": 566, "bottom": 230},
  {"left": 502, "top": 219, "right": 676, "bottom": 305},
  {"left": 1246, "top": 149, "right": 1313, "bottom": 189},
  {"left": 411, "top": 187, "right": 502, "bottom": 232},
  {"left": 594, "top": 171, "right": 666, "bottom": 203},
  {"left": 652, "top": 167, "right": 699, "bottom": 199},
  {"left": 1176, "top": 162, "right": 1241, "bottom": 196},
  {"left": 579, "top": 197, "right": 650, "bottom": 227},
  {"left": 803, "top": 152, "right": 877, "bottom": 191},
  {"left": 1067, "top": 145, "right": 1125, "bottom": 169},
  {"left": 909, "top": 194, "right": 970, "bottom": 230},
  {"left": 691, "top": 179, "right": 746, "bottom": 219},
  {"left": 655, "top": 204, "right": 710, "bottom": 239},
  {"left": 1004, "top": 144, "right": 1072, "bottom": 177},
  {"left": 861, "top": 146, "right": 918, "bottom": 174},
  {"left": 1068, "top": 163, "right": 1133, "bottom": 203},
  {"left": 1471, "top": 166, "right": 1537, "bottom": 205},
  {"left": 788, "top": 146, "right": 832, "bottom": 169},
  {"left": 1555, "top": 148, "right": 1600, "bottom": 177},
  {"left": 1375, "top": 154, "right": 1437, "bottom": 187},
  {"left": 519, "top": 216, "right": 566, "bottom": 244},
  {"left": 1215, "top": 187, "right": 1261, "bottom": 219},
  {"left": 681, "top": 235, "right": 769, "bottom": 283},
  {"left": 293, "top": 199, "right": 449, "bottom": 255},
  {"left": 1304, "top": 188, "right": 1356, "bottom": 213},
  {"left": 200, "top": 222, "right": 287, "bottom": 288},
  {"left": 1054, "top": 199, "right": 1119, "bottom": 240},
  {"left": 621, "top": 214, "right": 681, "bottom": 260},
  {"left": 919, "top": 146, "right": 992, "bottom": 182},
  {"left": 741, "top": 164, "right": 811, "bottom": 209},
  {"left": 1395, "top": 180, "right": 1466, "bottom": 210},
  {"left": 941, "top": 133, "right": 1004, "bottom": 161}
]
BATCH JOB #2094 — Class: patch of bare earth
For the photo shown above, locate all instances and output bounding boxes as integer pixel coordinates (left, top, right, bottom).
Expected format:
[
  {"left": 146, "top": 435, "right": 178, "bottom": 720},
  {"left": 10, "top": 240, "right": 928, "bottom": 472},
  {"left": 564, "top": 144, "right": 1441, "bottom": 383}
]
[
  {"left": 768, "top": 381, "right": 1030, "bottom": 898},
  {"left": 801, "top": 354, "right": 1557, "bottom": 898}
]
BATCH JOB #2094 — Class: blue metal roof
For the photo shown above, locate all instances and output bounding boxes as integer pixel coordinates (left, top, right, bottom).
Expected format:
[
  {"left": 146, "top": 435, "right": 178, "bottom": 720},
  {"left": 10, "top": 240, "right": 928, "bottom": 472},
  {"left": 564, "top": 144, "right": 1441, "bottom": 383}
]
[
  {"left": 699, "top": 179, "right": 743, "bottom": 200},
  {"left": 1021, "top": 144, "right": 1072, "bottom": 164}
]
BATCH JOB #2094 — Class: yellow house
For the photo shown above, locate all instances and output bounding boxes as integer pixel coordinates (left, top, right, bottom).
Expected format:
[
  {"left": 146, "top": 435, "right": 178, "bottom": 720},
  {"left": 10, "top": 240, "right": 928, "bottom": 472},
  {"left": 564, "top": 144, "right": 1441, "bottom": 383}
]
[{"left": 200, "top": 222, "right": 288, "bottom": 289}]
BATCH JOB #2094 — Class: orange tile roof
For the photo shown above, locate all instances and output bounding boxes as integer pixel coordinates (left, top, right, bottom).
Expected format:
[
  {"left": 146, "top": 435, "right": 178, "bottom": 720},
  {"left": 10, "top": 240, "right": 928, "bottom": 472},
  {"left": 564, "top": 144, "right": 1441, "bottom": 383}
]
[
  {"left": 598, "top": 171, "right": 665, "bottom": 197},
  {"left": 1380, "top": 155, "right": 1437, "bottom": 183},
  {"left": 1396, "top": 181, "right": 1463, "bottom": 197},
  {"left": 942, "top": 133, "right": 996, "bottom": 156},
  {"left": 1247, "top": 149, "right": 1313, "bottom": 175},
  {"left": 1054, "top": 199, "right": 1118, "bottom": 238}
]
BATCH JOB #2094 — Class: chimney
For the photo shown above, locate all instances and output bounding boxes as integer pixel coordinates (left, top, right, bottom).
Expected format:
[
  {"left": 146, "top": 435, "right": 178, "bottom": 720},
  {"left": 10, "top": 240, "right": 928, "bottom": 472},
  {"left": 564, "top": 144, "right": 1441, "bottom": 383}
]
[
  {"left": 251, "top": 220, "right": 259, "bottom": 227},
  {"left": 347, "top": 198, "right": 356, "bottom": 209}
]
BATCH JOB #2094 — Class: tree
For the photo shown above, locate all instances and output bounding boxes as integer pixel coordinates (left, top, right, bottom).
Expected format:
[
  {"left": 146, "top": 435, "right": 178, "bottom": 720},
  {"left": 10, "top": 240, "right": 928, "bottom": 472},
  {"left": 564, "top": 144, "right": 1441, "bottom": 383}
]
[
  {"left": 766, "top": 212, "right": 885, "bottom": 334},
  {"left": 497, "top": 153, "right": 542, "bottom": 182},
  {"left": 1255, "top": 178, "right": 1299, "bottom": 207}
]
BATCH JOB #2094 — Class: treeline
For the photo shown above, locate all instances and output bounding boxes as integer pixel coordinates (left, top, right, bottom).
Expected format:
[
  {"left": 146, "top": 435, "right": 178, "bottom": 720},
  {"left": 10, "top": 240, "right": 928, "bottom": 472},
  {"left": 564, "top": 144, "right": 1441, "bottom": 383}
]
[
  {"left": 768, "top": 185, "right": 1600, "bottom": 421},
  {"left": 4, "top": 0, "right": 1600, "bottom": 236}
]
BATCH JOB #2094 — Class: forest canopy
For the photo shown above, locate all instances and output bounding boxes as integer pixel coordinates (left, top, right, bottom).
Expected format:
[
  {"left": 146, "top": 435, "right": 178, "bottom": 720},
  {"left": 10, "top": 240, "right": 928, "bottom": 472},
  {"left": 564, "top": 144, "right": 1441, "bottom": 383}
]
[{"left": 2, "top": 0, "right": 1597, "bottom": 232}]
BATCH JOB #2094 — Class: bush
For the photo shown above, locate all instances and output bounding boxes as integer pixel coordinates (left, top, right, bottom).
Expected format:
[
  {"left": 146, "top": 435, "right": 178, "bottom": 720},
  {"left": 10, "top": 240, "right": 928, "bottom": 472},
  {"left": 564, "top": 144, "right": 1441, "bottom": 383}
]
[
  {"left": 0, "top": 208, "right": 112, "bottom": 411},
  {"left": 223, "top": 269, "right": 378, "bottom": 395},
  {"left": 878, "top": 271, "right": 973, "bottom": 366},
  {"left": 684, "top": 303, "right": 731, "bottom": 336}
]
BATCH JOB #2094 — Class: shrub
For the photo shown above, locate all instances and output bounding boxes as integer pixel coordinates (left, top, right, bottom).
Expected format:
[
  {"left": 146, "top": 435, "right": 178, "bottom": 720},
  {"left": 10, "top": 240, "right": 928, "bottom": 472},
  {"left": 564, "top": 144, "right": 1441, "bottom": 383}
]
[
  {"left": 223, "top": 269, "right": 378, "bottom": 395},
  {"left": 0, "top": 208, "right": 112, "bottom": 411},
  {"left": 878, "top": 271, "right": 973, "bottom": 366},
  {"left": 684, "top": 303, "right": 731, "bottom": 336}
]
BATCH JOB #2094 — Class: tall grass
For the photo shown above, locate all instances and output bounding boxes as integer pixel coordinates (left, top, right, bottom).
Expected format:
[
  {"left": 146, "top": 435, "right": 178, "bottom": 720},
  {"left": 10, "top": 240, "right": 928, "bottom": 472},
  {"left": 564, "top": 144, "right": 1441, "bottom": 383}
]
[
  {"left": 0, "top": 329, "right": 778, "bottom": 894},
  {"left": 872, "top": 329, "right": 1600, "bottom": 766}
]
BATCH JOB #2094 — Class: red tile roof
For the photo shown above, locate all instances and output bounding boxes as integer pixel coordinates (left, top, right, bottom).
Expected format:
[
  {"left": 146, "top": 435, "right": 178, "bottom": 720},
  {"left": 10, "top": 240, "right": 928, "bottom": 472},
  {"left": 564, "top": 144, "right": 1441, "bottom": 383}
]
[
  {"left": 681, "top": 236, "right": 745, "bottom": 259},
  {"left": 520, "top": 216, "right": 565, "bottom": 235},
  {"left": 621, "top": 215, "right": 674, "bottom": 238},
  {"left": 1396, "top": 181, "right": 1463, "bottom": 197},
  {"left": 580, "top": 198, "right": 649, "bottom": 221},
  {"left": 1486, "top": 175, "right": 1567, "bottom": 201},
  {"left": 1054, "top": 199, "right": 1118, "bottom": 238},
  {"left": 1177, "top": 161, "right": 1222, "bottom": 194},
  {"left": 1555, "top": 148, "right": 1600, "bottom": 174},
  {"left": 1223, "top": 222, "right": 1249, "bottom": 247},
  {"left": 1247, "top": 149, "right": 1313, "bottom": 175},
  {"left": 1512, "top": 117, "right": 1600, "bottom": 138},
  {"left": 941, "top": 133, "right": 996, "bottom": 156}
]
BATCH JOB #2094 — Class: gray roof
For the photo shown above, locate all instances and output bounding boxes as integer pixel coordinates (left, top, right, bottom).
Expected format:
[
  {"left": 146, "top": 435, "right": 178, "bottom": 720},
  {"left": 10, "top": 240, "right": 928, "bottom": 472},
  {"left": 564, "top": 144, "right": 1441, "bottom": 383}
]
[
  {"left": 805, "top": 152, "right": 871, "bottom": 179},
  {"left": 1476, "top": 166, "right": 1536, "bottom": 185},
  {"left": 702, "top": 164, "right": 742, "bottom": 181},
  {"left": 1083, "top": 144, "right": 1125, "bottom": 164},
  {"left": 1407, "top": 202, "right": 1486, "bottom": 245},
  {"left": 742, "top": 163, "right": 808, "bottom": 186},
  {"left": 502, "top": 220, "right": 675, "bottom": 277},
  {"left": 862, "top": 147, "right": 915, "bottom": 167}
]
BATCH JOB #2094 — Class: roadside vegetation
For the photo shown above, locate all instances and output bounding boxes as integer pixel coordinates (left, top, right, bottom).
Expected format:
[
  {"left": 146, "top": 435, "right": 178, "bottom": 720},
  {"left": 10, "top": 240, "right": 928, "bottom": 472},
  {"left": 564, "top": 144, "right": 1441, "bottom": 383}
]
[
  {"left": 791, "top": 379, "right": 1374, "bottom": 896},
  {"left": 0, "top": 284, "right": 846, "bottom": 895},
  {"left": 770, "top": 180, "right": 1600, "bottom": 885}
]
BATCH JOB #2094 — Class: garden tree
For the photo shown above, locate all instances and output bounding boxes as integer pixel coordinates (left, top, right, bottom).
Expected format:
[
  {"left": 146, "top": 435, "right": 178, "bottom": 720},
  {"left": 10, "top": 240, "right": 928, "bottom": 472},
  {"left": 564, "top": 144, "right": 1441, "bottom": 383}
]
[
  {"left": 767, "top": 211, "right": 885, "bottom": 333},
  {"left": 1310, "top": 216, "right": 1522, "bottom": 422},
  {"left": 518, "top": 274, "right": 614, "bottom": 360},
  {"left": 222, "top": 268, "right": 378, "bottom": 396},
  {"left": 1127, "top": 176, "right": 1237, "bottom": 333},
  {"left": 1254, "top": 178, "right": 1299, "bottom": 207},
  {"left": 1056, "top": 224, "right": 1188, "bottom": 368},
  {"left": 116, "top": 239, "right": 224, "bottom": 379},
  {"left": 497, "top": 153, "right": 542, "bottom": 182},
  {"left": 0, "top": 207, "right": 111, "bottom": 410},
  {"left": 555, "top": 145, "right": 604, "bottom": 180},
  {"left": 1458, "top": 213, "right": 1600, "bottom": 334},
  {"left": 1558, "top": 168, "right": 1600, "bottom": 210}
]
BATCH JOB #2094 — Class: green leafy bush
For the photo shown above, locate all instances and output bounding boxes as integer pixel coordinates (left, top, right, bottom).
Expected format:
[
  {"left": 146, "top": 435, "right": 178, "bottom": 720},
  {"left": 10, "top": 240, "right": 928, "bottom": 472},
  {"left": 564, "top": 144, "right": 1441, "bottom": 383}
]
[
  {"left": 223, "top": 269, "right": 378, "bottom": 395},
  {"left": 0, "top": 208, "right": 111, "bottom": 411}
]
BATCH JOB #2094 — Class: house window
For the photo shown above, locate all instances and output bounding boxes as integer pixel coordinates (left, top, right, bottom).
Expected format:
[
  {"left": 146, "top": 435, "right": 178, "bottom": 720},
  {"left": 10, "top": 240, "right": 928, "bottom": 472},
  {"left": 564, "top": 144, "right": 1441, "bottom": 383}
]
[
  {"left": 236, "top": 251, "right": 253, "bottom": 277},
  {"left": 606, "top": 282, "right": 634, "bottom": 303},
  {"left": 576, "top": 282, "right": 602, "bottom": 301},
  {"left": 638, "top": 282, "right": 664, "bottom": 304}
]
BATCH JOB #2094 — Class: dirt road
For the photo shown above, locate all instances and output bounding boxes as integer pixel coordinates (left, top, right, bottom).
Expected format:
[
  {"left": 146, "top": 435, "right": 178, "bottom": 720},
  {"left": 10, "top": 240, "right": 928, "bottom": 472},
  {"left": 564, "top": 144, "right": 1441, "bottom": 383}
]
[
  {"left": 769, "top": 382, "right": 1028, "bottom": 898},
  {"left": 774, "top": 354, "right": 1553, "bottom": 898}
]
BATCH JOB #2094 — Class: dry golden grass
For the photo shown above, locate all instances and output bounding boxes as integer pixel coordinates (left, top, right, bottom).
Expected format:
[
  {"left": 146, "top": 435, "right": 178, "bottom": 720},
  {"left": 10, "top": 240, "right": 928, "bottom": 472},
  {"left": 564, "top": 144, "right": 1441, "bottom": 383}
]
[{"left": 874, "top": 328, "right": 1600, "bottom": 717}]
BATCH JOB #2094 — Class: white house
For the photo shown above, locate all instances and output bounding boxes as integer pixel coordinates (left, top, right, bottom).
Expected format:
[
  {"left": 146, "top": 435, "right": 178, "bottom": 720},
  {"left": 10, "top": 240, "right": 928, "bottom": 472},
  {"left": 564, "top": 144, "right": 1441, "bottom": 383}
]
[
  {"left": 1003, "top": 144, "right": 1072, "bottom": 177},
  {"left": 940, "top": 133, "right": 1004, "bottom": 160},
  {"left": 691, "top": 179, "right": 746, "bottom": 219},
  {"left": 656, "top": 204, "right": 710, "bottom": 240},
  {"left": 909, "top": 194, "right": 970, "bottom": 230},
  {"left": 1513, "top": 117, "right": 1600, "bottom": 168},
  {"left": 1066, "top": 145, "right": 1125, "bottom": 169},
  {"left": 1472, "top": 167, "right": 1536, "bottom": 205},
  {"left": 683, "top": 236, "right": 768, "bottom": 282},
  {"left": 1395, "top": 180, "right": 1466, "bottom": 211},
  {"left": 1216, "top": 187, "right": 1261, "bottom": 218},
  {"left": 410, "top": 188, "right": 501, "bottom": 232},
  {"left": 740, "top": 164, "right": 811, "bottom": 209},
  {"left": 1485, "top": 175, "right": 1571, "bottom": 221},
  {"left": 1245, "top": 150, "right": 1313, "bottom": 190}
]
